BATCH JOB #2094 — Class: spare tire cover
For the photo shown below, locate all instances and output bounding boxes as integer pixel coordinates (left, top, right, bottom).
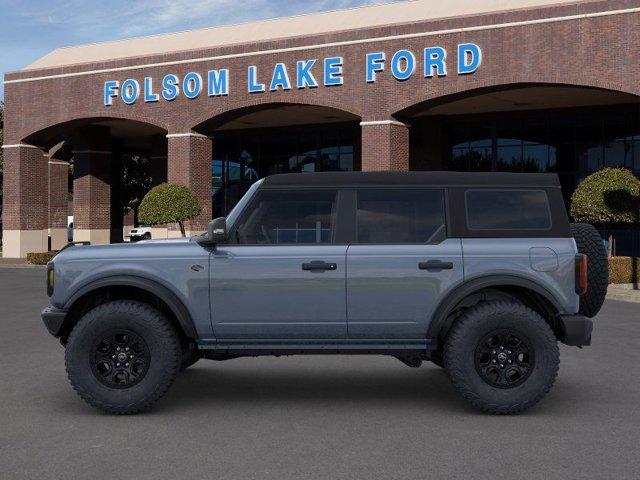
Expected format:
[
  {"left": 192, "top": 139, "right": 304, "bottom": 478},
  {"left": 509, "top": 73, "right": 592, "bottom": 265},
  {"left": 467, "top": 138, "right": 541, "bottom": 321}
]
[{"left": 570, "top": 223, "right": 608, "bottom": 318}]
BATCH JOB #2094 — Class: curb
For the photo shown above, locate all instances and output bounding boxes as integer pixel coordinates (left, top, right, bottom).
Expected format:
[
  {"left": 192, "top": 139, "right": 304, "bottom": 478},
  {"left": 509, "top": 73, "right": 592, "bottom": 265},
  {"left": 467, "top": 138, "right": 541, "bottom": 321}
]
[
  {"left": 0, "top": 264, "right": 46, "bottom": 269},
  {"left": 606, "top": 291, "right": 640, "bottom": 303}
]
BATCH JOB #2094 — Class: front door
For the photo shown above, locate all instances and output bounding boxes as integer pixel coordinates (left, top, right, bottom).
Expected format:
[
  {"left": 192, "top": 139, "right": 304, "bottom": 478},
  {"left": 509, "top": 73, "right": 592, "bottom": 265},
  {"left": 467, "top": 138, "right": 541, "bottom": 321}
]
[
  {"left": 346, "top": 188, "right": 464, "bottom": 339},
  {"left": 211, "top": 188, "right": 347, "bottom": 340}
]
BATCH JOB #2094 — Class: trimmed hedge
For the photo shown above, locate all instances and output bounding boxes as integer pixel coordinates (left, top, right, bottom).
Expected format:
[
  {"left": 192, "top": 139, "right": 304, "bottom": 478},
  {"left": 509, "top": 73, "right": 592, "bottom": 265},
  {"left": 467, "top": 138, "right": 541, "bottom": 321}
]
[
  {"left": 27, "top": 251, "right": 57, "bottom": 265},
  {"left": 609, "top": 256, "right": 640, "bottom": 284},
  {"left": 139, "top": 183, "right": 202, "bottom": 236},
  {"left": 571, "top": 168, "right": 640, "bottom": 224}
]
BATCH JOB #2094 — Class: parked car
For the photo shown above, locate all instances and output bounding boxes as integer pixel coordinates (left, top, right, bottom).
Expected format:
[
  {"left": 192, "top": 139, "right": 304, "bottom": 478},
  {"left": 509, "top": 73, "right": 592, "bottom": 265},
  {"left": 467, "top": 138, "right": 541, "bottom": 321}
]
[
  {"left": 129, "top": 226, "right": 152, "bottom": 242},
  {"left": 41, "top": 172, "right": 607, "bottom": 414}
]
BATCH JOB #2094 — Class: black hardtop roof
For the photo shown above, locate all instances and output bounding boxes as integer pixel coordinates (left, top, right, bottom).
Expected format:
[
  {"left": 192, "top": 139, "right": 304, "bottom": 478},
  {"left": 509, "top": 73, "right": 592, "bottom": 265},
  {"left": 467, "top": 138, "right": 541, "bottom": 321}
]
[{"left": 262, "top": 171, "right": 561, "bottom": 187}]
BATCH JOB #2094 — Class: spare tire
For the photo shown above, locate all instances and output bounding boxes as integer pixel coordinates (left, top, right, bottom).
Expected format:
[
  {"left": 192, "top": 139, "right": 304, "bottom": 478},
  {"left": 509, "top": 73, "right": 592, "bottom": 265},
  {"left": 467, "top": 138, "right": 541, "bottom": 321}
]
[{"left": 570, "top": 223, "right": 608, "bottom": 318}]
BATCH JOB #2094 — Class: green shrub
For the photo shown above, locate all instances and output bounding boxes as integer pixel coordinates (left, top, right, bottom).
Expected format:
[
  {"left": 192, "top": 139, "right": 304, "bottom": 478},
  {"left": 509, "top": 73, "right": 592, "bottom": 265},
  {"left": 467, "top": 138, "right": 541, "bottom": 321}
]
[
  {"left": 570, "top": 168, "right": 640, "bottom": 224},
  {"left": 27, "top": 251, "right": 57, "bottom": 265},
  {"left": 608, "top": 257, "right": 640, "bottom": 284},
  {"left": 139, "top": 183, "right": 202, "bottom": 237}
]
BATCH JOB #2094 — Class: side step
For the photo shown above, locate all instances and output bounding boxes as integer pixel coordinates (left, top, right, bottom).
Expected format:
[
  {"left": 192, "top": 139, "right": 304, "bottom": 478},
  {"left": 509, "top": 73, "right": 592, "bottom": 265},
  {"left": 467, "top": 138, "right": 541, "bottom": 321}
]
[{"left": 197, "top": 339, "right": 431, "bottom": 356}]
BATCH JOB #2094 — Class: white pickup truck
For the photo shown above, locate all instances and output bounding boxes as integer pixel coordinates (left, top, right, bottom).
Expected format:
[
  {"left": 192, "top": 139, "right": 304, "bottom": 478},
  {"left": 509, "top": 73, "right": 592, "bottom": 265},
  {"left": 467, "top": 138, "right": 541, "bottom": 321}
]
[{"left": 128, "top": 226, "right": 152, "bottom": 242}]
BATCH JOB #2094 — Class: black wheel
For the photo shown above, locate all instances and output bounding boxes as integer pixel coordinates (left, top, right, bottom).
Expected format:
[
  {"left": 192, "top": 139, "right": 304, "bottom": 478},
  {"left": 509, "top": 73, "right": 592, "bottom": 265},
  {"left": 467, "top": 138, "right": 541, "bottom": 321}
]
[
  {"left": 570, "top": 223, "right": 608, "bottom": 318},
  {"left": 444, "top": 301, "right": 559, "bottom": 414},
  {"left": 143, "top": 232, "right": 151, "bottom": 240},
  {"left": 65, "top": 300, "right": 181, "bottom": 414},
  {"left": 180, "top": 346, "right": 201, "bottom": 371}
]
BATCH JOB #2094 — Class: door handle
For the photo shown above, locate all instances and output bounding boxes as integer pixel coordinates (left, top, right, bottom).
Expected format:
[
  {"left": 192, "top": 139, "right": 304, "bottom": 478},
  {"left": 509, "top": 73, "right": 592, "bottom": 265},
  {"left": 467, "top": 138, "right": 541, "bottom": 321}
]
[
  {"left": 419, "top": 260, "right": 454, "bottom": 271},
  {"left": 302, "top": 261, "right": 337, "bottom": 272}
]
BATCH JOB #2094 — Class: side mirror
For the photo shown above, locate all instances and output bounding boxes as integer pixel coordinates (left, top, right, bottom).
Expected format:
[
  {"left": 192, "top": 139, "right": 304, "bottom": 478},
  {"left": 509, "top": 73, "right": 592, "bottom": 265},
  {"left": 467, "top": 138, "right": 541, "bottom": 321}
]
[{"left": 207, "top": 217, "right": 228, "bottom": 244}]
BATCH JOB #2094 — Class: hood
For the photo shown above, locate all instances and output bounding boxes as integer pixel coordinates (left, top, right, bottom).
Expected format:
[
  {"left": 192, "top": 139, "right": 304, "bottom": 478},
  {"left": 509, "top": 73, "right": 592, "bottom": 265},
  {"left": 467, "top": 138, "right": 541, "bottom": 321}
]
[{"left": 53, "top": 237, "right": 194, "bottom": 262}]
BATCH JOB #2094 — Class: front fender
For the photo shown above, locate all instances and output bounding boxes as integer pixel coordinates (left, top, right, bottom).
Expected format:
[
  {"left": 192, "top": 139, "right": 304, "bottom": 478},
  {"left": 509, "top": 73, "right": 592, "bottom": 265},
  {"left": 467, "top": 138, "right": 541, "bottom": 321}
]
[{"left": 62, "top": 274, "right": 198, "bottom": 339}]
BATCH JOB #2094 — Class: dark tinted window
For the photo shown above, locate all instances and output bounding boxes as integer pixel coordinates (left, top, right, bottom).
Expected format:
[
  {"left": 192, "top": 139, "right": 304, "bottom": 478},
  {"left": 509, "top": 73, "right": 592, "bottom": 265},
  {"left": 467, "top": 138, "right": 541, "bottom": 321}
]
[
  {"left": 356, "top": 189, "right": 446, "bottom": 243},
  {"left": 236, "top": 189, "right": 337, "bottom": 244},
  {"left": 466, "top": 189, "right": 551, "bottom": 230}
]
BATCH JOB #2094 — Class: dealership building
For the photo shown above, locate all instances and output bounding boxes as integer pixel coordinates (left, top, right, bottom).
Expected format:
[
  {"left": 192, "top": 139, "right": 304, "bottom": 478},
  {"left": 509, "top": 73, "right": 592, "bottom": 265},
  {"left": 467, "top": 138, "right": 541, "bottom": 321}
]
[{"left": 2, "top": 0, "right": 640, "bottom": 257}]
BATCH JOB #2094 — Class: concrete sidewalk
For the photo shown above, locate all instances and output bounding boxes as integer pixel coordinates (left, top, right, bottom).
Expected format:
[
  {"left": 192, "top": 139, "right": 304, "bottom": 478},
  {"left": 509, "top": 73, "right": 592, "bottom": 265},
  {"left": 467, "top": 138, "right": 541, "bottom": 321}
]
[{"left": 607, "top": 284, "right": 640, "bottom": 303}]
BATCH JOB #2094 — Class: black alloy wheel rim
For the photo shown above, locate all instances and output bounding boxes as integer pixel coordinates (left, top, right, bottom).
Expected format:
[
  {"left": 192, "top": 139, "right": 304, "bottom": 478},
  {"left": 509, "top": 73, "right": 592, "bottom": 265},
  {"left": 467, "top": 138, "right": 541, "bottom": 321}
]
[
  {"left": 91, "top": 330, "right": 150, "bottom": 389},
  {"left": 474, "top": 329, "right": 534, "bottom": 389}
]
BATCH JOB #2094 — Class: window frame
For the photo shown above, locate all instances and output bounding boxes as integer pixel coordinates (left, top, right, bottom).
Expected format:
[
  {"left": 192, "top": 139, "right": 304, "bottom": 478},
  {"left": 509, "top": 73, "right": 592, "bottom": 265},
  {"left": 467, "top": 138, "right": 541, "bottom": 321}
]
[
  {"left": 447, "top": 186, "right": 570, "bottom": 238},
  {"left": 464, "top": 188, "right": 553, "bottom": 232},
  {"left": 349, "top": 186, "right": 450, "bottom": 245},
  {"left": 226, "top": 186, "right": 346, "bottom": 246}
]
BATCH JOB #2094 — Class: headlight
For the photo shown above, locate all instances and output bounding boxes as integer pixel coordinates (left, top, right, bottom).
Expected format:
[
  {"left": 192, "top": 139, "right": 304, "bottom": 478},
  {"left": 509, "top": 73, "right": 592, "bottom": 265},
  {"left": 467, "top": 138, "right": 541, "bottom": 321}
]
[{"left": 47, "top": 264, "right": 55, "bottom": 297}]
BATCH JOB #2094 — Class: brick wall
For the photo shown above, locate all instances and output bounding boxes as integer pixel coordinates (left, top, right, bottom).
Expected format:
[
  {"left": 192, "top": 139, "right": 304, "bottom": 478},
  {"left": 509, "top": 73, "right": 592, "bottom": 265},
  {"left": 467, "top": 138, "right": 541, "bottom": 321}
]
[
  {"left": 2, "top": 146, "right": 48, "bottom": 230},
  {"left": 4, "top": 0, "right": 640, "bottom": 146}
]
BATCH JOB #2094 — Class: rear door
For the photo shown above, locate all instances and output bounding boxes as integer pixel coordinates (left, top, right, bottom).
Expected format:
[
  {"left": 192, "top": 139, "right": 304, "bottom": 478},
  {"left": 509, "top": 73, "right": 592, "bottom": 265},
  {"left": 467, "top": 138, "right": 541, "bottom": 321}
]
[{"left": 346, "top": 188, "right": 463, "bottom": 339}]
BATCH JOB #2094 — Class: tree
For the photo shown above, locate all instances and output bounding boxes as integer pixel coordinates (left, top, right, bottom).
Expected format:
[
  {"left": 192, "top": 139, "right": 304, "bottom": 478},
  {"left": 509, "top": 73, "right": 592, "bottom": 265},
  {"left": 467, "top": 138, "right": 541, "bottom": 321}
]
[
  {"left": 121, "top": 153, "right": 152, "bottom": 225},
  {"left": 570, "top": 167, "right": 640, "bottom": 256},
  {"left": 138, "top": 183, "right": 202, "bottom": 237}
]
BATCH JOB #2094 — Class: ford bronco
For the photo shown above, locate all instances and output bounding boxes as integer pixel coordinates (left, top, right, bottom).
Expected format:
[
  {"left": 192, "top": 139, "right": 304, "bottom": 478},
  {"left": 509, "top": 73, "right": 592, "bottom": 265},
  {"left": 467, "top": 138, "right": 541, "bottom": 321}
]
[{"left": 42, "top": 172, "right": 607, "bottom": 414}]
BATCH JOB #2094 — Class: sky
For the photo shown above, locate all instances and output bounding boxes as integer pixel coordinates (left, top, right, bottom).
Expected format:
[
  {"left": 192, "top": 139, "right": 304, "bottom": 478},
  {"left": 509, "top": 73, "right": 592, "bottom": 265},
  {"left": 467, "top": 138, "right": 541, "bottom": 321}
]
[{"left": 0, "top": 0, "right": 401, "bottom": 100}]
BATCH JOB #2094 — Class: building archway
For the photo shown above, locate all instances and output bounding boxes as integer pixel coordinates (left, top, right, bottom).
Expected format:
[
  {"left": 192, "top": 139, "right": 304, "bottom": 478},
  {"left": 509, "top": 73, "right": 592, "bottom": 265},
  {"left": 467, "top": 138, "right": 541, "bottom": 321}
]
[
  {"left": 192, "top": 103, "right": 361, "bottom": 218},
  {"left": 13, "top": 118, "right": 167, "bottom": 252},
  {"left": 395, "top": 84, "right": 640, "bottom": 193}
]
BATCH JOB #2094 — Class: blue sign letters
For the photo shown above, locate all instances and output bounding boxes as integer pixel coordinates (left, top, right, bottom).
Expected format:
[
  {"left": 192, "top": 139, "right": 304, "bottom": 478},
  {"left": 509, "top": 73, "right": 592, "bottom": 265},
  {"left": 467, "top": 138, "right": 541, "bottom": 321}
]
[{"left": 103, "top": 43, "right": 482, "bottom": 106}]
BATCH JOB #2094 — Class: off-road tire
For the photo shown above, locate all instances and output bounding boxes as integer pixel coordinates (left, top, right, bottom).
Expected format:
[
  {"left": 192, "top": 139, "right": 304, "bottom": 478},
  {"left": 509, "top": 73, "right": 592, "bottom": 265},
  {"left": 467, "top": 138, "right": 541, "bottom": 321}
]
[
  {"left": 65, "top": 300, "right": 181, "bottom": 414},
  {"left": 444, "top": 301, "right": 559, "bottom": 414},
  {"left": 570, "top": 223, "right": 608, "bottom": 318}
]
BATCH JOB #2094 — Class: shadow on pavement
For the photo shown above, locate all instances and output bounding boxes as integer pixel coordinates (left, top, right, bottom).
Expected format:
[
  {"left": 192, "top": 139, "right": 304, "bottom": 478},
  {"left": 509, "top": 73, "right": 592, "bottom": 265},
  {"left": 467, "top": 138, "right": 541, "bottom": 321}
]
[{"left": 158, "top": 361, "right": 465, "bottom": 412}]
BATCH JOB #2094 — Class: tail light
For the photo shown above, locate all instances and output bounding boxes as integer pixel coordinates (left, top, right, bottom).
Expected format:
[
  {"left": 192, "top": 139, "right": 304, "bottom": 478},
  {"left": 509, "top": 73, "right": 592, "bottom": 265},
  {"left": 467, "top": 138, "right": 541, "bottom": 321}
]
[
  {"left": 47, "top": 263, "right": 55, "bottom": 297},
  {"left": 575, "top": 254, "right": 588, "bottom": 295}
]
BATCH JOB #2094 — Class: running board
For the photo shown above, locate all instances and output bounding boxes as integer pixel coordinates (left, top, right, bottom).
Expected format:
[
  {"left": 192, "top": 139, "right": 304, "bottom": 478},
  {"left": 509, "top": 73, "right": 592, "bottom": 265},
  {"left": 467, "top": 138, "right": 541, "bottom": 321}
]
[{"left": 197, "top": 339, "right": 431, "bottom": 356}]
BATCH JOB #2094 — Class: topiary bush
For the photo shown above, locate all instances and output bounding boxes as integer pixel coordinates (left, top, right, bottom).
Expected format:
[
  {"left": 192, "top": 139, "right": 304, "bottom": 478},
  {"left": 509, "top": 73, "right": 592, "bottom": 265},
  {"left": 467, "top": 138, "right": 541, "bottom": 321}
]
[
  {"left": 570, "top": 168, "right": 640, "bottom": 256},
  {"left": 571, "top": 168, "right": 640, "bottom": 224},
  {"left": 608, "top": 256, "right": 640, "bottom": 284},
  {"left": 138, "top": 183, "right": 202, "bottom": 237}
]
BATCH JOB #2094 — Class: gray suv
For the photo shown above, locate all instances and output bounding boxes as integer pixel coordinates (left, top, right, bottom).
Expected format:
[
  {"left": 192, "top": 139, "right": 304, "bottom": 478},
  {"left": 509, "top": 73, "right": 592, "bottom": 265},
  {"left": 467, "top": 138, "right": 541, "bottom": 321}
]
[{"left": 41, "top": 172, "right": 607, "bottom": 414}]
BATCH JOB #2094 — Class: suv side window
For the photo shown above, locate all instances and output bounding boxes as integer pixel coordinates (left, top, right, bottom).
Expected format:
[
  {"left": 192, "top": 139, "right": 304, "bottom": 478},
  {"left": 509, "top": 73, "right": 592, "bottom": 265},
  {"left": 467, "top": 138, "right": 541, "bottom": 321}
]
[
  {"left": 235, "top": 189, "right": 338, "bottom": 244},
  {"left": 465, "top": 189, "right": 552, "bottom": 230},
  {"left": 356, "top": 189, "right": 446, "bottom": 243}
]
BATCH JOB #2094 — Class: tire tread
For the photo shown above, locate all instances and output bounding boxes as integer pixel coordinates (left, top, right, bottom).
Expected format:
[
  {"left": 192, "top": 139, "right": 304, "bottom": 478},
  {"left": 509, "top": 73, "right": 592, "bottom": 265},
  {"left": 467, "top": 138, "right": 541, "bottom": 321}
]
[
  {"left": 444, "top": 301, "right": 559, "bottom": 415},
  {"left": 65, "top": 300, "right": 181, "bottom": 415}
]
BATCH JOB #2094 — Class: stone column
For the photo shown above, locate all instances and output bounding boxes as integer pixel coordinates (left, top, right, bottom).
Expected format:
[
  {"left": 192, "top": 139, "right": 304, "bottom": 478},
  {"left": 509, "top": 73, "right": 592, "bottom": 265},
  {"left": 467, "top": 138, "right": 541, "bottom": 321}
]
[
  {"left": 71, "top": 126, "right": 112, "bottom": 244},
  {"left": 1, "top": 144, "right": 49, "bottom": 257},
  {"left": 166, "top": 132, "right": 212, "bottom": 237},
  {"left": 360, "top": 120, "right": 410, "bottom": 171},
  {"left": 48, "top": 144, "right": 70, "bottom": 250}
]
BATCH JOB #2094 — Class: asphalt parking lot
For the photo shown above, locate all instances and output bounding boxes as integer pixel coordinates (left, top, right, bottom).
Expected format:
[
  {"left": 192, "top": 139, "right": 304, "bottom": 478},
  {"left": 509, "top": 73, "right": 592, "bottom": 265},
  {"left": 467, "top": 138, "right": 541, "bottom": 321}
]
[{"left": 1, "top": 268, "right": 639, "bottom": 480}]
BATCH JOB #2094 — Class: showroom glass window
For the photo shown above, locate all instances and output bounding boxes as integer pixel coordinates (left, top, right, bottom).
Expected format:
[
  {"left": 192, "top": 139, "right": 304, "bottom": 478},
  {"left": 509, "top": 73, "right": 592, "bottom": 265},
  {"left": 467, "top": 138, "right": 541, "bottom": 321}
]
[
  {"left": 211, "top": 124, "right": 357, "bottom": 217},
  {"left": 234, "top": 190, "right": 338, "bottom": 245},
  {"left": 356, "top": 189, "right": 446, "bottom": 243}
]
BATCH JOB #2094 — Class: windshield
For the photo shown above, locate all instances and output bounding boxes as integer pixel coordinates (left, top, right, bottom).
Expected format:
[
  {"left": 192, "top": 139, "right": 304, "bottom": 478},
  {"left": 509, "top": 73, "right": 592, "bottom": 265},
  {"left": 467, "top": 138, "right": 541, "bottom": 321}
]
[{"left": 225, "top": 179, "right": 264, "bottom": 228}]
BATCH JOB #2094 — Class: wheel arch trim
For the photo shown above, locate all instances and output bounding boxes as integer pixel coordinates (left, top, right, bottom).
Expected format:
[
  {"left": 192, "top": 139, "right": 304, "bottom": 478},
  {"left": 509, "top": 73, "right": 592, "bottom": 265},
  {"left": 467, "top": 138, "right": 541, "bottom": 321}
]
[
  {"left": 426, "top": 275, "right": 563, "bottom": 340},
  {"left": 63, "top": 275, "right": 198, "bottom": 339}
]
